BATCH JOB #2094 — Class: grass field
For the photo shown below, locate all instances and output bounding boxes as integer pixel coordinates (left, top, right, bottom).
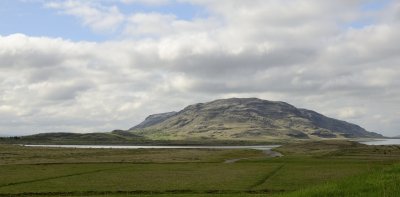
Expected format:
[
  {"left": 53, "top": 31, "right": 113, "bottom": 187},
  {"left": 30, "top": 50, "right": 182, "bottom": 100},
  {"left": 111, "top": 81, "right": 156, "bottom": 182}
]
[{"left": 0, "top": 141, "right": 399, "bottom": 196}]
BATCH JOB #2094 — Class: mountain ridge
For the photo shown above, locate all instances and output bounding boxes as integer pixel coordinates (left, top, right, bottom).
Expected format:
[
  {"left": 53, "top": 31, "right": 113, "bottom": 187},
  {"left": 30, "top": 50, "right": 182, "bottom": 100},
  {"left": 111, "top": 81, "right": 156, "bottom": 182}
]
[{"left": 129, "top": 98, "right": 382, "bottom": 140}]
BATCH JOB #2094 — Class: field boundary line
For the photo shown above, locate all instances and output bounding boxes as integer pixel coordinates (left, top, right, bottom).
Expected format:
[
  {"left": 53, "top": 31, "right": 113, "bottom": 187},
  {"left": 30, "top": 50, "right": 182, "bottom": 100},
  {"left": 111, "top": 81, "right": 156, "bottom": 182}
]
[
  {"left": 0, "top": 166, "right": 131, "bottom": 188},
  {"left": 249, "top": 164, "right": 285, "bottom": 190}
]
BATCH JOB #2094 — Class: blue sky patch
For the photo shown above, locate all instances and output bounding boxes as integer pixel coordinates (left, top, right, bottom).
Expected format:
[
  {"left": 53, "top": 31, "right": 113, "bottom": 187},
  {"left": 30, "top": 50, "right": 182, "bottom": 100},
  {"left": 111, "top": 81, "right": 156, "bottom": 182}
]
[
  {"left": 0, "top": 0, "right": 207, "bottom": 41},
  {"left": 0, "top": 1, "right": 110, "bottom": 41}
]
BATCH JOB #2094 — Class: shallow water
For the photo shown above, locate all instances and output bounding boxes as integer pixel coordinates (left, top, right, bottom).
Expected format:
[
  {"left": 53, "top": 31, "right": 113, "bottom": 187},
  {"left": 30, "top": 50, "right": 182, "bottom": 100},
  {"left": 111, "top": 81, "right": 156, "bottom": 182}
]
[
  {"left": 359, "top": 138, "right": 400, "bottom": 145},
  {"left": 22, "top": 144, "right": 280, "bottom": 150}
]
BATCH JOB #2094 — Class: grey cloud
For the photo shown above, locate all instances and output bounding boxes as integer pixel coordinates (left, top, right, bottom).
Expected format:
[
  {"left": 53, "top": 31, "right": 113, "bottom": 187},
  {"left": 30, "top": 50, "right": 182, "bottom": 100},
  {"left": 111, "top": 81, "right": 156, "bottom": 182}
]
[
  {"left": 40, "top": 81, "right": 93, "bottom": 101},
  {"left": 168, "top": 47, "right": 317, "bottom": 77}
]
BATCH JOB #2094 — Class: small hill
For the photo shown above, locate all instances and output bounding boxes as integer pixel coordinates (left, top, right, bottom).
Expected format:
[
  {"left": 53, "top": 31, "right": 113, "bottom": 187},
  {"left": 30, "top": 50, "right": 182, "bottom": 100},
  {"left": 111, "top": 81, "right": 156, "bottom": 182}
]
[
  {"left": 129, "top": 98, "right": 382, "bottom": 140},
  {"left": 8, "top": 131, "right": 144, "bottom": 145}
]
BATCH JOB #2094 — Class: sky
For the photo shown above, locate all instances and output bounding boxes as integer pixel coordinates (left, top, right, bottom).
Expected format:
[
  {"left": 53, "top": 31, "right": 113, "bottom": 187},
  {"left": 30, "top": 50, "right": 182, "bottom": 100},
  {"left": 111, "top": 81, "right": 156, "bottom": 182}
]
[{"left": 0, "top": 0, "right": 399, "bottom": 137}]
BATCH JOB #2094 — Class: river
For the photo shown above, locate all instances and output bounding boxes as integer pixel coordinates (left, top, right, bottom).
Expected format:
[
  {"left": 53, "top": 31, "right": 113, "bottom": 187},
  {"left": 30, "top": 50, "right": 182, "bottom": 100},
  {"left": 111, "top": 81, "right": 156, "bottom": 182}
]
[
  {"left": 22, "top": 144, "right": 280, "bottom": 150},
  {"left": 22, "top": 139, "right": 400, "bottom": 150}
]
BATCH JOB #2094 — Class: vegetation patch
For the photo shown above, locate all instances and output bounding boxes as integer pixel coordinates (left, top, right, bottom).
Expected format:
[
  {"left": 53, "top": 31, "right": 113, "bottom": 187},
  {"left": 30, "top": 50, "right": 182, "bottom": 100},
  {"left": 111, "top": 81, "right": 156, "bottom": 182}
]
[{"left": 0, "top": 141, "right": 399, "bottom": 196}]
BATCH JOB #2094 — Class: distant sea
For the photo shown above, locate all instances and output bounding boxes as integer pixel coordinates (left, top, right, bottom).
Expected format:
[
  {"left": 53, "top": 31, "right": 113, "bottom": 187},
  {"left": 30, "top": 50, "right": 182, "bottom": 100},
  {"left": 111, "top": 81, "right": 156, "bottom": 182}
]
[{"left": 359, "top": 138, "right": 400, "bottom": 145}]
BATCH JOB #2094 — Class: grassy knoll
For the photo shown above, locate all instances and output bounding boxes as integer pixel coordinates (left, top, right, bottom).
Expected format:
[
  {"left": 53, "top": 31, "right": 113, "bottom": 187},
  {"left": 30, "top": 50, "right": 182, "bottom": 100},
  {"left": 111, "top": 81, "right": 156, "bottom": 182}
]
[{"left": 0, "top": 141, "right": 399, "bottom": 196}]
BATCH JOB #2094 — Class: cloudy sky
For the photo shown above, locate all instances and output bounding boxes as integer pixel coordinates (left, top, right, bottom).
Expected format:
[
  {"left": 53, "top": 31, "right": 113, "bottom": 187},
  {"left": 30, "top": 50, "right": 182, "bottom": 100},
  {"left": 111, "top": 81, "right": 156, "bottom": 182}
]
[{"left": 0, "top": 0, "right": 399, "bottom": 137}]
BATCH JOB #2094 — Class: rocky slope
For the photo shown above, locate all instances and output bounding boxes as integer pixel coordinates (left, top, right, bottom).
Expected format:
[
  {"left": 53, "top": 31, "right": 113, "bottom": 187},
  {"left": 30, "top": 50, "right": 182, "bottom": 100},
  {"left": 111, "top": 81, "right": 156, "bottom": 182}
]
[{"left": 129, "top": 98, "right": 382, "bottom": 140}]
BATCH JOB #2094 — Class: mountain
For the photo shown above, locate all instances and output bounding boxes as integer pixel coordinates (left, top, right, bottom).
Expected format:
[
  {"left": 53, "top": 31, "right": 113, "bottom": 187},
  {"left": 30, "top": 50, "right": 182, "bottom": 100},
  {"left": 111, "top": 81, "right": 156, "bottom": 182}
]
[{"left": 129, "top": 98, "right": 382, "bottom": 140}]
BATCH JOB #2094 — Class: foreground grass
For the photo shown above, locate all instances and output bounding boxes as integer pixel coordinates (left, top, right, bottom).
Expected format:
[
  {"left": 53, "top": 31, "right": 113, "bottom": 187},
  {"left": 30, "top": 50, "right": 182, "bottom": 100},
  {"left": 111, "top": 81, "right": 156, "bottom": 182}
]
[
  {"left": 0, "top": 163, "right": 280, "bottom": 194},
  {"left": 0, "top": 160, "right": 382, "bottom": 196},
  {"left": 0, "top": 141, "right": 399, "bottom": 196},
  {"left": 278, "top": 164, "right": 400, "bottom": 197}
]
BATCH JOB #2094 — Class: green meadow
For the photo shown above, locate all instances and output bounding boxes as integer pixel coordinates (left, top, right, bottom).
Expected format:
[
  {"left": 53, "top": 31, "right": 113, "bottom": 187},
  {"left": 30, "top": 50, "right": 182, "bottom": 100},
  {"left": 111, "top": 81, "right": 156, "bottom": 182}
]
[{"left": 0, "top": 141, "right": 399, "bottom": 197}]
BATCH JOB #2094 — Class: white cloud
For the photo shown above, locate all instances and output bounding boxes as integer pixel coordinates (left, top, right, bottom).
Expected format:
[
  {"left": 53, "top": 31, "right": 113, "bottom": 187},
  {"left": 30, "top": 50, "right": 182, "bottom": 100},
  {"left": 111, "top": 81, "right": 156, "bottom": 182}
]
[
  {"left": 120, "top": 0, "right": 170, "bottom": 6},
  {"left": 45, "top": 1, "right": 124, "bottom": 33},
  {"left": 124, "top": 13, "right": 177, "bottom": 37},
  {"left": 1, "top": 0, "right": 400, "bottom": 136}
]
